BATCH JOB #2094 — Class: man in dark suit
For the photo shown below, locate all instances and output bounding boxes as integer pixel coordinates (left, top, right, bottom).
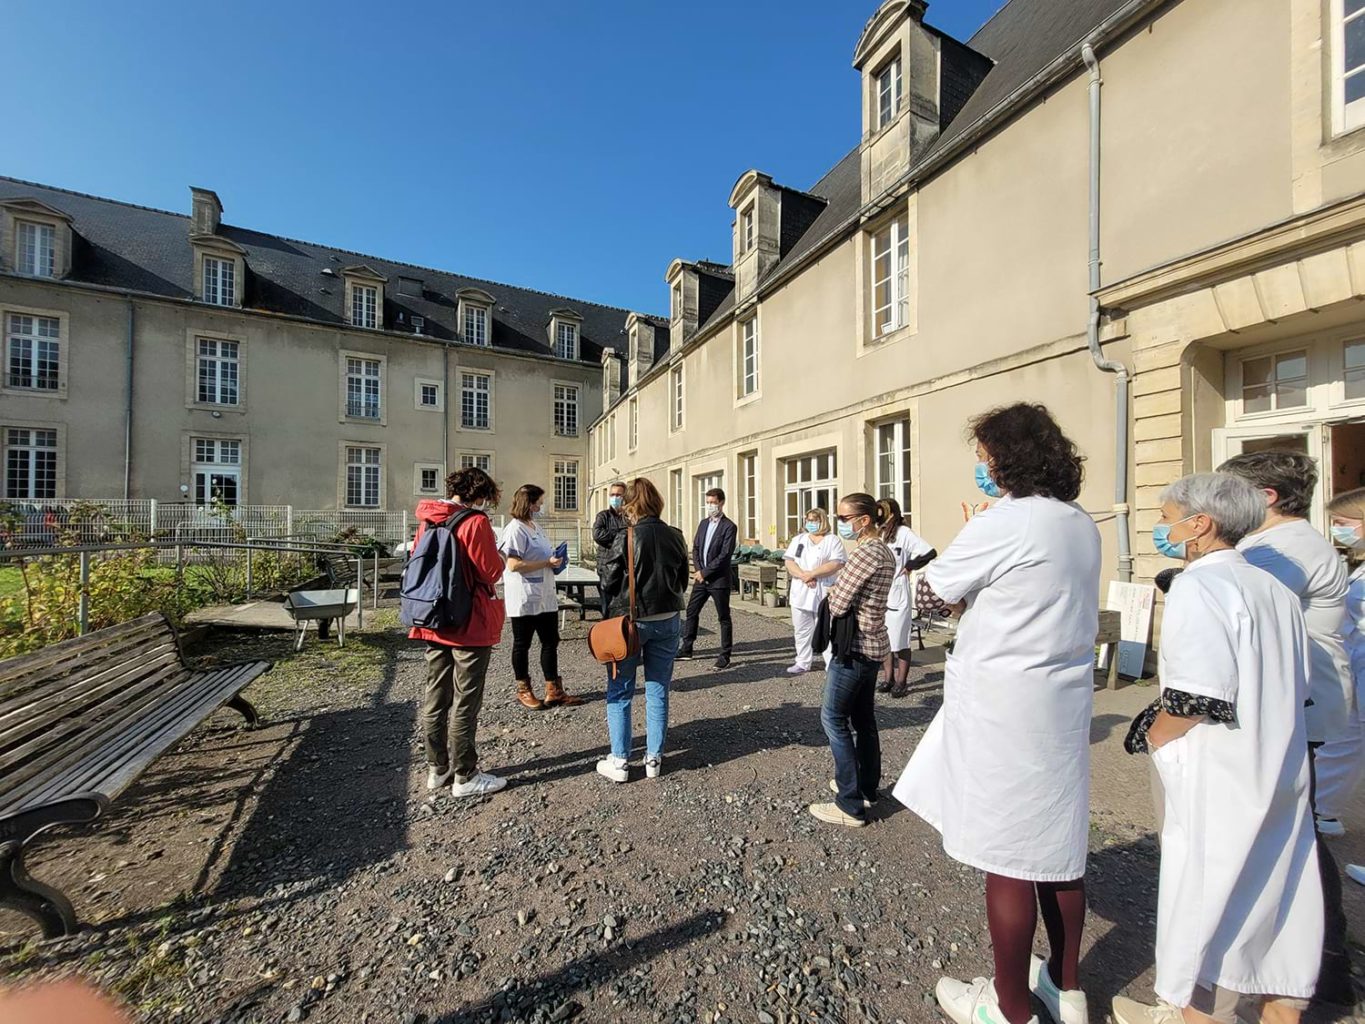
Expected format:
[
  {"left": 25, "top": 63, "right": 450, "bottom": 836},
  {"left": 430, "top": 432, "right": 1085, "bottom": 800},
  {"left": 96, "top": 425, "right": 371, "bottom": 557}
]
[
  {"left": 591, "top": 481, "right": 628, "bottom": 616},
  {"left": 678, "top": 487, "right": 737, "bottom": 669}
]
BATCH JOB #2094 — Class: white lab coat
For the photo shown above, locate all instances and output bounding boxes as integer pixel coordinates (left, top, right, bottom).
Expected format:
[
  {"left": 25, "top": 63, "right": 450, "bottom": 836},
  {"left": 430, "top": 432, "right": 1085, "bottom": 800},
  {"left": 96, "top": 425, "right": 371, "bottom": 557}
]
[
  {"left": 894, "top": 495, "right": 1100, "bottom": 882},
  {"left": 1311, "top": 562, "right": 1365, "bottom": 819},
  {"left": 498, "top": 519, "right": 558, "bottom": 618},
  {"left": 884, "top": 525, "right": 933, "bottom": 651},
  {"left": 1151, "top": 549, "right": 1321, "bottom": 1006},
  {"left": 784, "top": 532, "right": 847, "bottom": 612}
]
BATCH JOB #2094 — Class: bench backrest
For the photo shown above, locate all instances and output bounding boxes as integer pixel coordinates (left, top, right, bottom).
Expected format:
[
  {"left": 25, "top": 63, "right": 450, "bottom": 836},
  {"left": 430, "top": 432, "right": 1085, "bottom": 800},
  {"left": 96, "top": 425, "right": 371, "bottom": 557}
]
[
  {"left": 323, "top": 553, "right": 357, "bottom": 586},
  {"left": 0, "top": 613, "right": 188, "bottom": 809}
]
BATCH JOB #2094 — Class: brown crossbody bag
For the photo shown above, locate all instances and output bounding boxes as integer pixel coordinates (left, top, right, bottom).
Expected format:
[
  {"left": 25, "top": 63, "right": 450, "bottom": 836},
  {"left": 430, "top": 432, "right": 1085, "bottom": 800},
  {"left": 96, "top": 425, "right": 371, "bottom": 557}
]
[{"left": 587, "top": 526, "right": 641, "bottom": 677}]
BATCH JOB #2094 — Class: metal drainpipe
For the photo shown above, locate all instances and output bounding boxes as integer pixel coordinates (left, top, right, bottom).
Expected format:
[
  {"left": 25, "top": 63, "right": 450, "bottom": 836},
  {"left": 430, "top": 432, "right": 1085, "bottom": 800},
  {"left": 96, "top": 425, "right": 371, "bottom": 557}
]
[
  {"left": 442, "top": 343, "right": 450, "bottom": 469},
  {"left": 123, "top": 299, "right": 135, "bottom": 500},
  {"left": 1082, "top": 42, "right": 1134, "bottom": 583}
]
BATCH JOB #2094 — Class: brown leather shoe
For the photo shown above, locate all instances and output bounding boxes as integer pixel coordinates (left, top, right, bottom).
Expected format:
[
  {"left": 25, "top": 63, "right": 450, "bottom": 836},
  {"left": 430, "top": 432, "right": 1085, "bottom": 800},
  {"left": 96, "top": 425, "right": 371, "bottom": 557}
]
[
  {"left": 516, "top": 680, "right": 543, "bottom": 710},
  {"left": 542, "top": 677, "right": 584, "bottom": 707}
]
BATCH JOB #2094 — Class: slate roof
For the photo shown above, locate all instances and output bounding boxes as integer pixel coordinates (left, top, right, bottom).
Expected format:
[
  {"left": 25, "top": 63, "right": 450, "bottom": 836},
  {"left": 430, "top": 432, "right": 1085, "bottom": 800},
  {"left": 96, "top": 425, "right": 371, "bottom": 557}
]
[{"left": 0, "top": 177, "right": 656, "bottom": 365}]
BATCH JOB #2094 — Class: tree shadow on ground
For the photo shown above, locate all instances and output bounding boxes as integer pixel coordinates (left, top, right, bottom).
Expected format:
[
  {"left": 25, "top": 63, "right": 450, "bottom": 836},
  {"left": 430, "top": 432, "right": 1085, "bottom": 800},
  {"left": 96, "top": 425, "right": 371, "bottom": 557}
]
[
  {"left": 431, "top": 909, "right": 727, "bottom": 1024},
  {"left": 1082, "top": 835, "right": 1162, "bottom": 1010}
]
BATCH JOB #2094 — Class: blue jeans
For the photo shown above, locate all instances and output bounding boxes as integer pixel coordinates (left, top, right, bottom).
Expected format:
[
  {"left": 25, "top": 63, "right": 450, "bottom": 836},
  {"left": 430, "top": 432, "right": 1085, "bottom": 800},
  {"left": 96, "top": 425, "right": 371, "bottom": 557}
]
[
  {"left": 605, "top": 614, "right": 681, "bottom": 760},
  {"left": 822, "top": 655, "right": 881, "bottom": 818}
]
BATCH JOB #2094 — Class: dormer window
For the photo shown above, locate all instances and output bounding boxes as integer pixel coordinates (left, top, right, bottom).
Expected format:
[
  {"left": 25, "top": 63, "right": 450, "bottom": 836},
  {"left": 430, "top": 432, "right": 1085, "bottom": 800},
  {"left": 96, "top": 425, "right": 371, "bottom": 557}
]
[
  {"left": 342, "top": 266, "right": 387, "bottom": 330},
  {"left": 555, "top": 322, "right": 578, "bottom": 360},
  {"left": 465, "top": 306, "right": 488, "bottom": 346},
  {"left": 740, "top": 205, "right": 755, "bottom": 253},
  {"left": 203, "top": 256, "right": 236, "bottom": 307},
  {"left": 671, "top": 282, "right": 683, "bottom": 321},
  {"left": 351, "top": 284, "right": 378, "bottom": 329},
  {"left": 17, "top": 221, "right": 55, "bottom": 277},
  {"left": 456, "top": 287, "right": 495, "bottom": 348},
  {"left": 875, "top": 55, "right": 903, "bottom": 130}
]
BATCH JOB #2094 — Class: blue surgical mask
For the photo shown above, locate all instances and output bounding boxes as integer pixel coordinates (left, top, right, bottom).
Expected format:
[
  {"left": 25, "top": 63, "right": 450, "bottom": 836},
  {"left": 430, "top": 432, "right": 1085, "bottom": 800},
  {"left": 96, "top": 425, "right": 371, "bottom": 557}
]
[
  {"left": 974, "top": 462, "right": 1003, "bottom": 499},
  {"left": 837, "top": 520, "right": 856, "bottom": 540},
  {"left": 609, "top": 496, "right": 624, "bottom": 510},
  {"left": 804, "top": 521, "right": 820, "bottom": 535},
  {"left": 1331, "top": 523, "right": 1362, "bottom": 548},
  {"left": 1153, "top": 514, "right": 1198, "bottom": 560},
  {"left": 532, "top": 507, "right": 545, "bottom": 520}
]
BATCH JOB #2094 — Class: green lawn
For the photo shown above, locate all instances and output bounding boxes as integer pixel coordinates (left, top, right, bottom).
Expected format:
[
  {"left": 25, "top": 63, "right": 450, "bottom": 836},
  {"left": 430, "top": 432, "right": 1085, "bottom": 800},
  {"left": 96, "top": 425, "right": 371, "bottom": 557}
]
[{"left": 0, "top": 565, "right": 22, "bottom": 599}]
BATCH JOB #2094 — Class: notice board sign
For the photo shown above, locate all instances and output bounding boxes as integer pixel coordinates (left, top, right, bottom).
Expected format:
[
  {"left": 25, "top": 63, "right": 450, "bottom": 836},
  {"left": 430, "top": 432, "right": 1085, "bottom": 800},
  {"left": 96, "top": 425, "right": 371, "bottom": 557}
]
[{"left": 1104, "top": 581, "right": 1156, "bottom": 679}]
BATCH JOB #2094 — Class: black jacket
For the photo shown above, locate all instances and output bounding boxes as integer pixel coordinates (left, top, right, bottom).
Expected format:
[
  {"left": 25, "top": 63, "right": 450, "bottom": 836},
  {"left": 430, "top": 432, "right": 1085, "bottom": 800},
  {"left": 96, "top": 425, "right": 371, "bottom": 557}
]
[
  {"left": 691, "top": 514, "right": 737, "bottom": 585},
  {"left": 592, "top": 508, "right": 627, "bottom": 557},
  {"left": 601, "top": 516, "right": 690, "bottom": 618}
]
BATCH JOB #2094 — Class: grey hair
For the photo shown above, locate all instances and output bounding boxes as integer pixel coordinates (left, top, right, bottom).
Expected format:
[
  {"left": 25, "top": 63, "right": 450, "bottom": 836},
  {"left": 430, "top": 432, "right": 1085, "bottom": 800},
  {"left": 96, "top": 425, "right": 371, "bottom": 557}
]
[{"left": 1160, "top": 472, "right": 1266, "bottom": 546}]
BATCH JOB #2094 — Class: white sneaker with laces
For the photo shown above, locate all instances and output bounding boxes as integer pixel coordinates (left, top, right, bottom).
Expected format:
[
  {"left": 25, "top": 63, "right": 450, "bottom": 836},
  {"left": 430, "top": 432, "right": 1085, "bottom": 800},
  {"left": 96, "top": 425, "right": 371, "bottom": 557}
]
[
  {"left": 786, "top": 665, "right": 809, "bottom": 676},
  {"left": 450, "top": 772, "right": 506, "bottom": 798},
  {"left": 935, "top": 976, "right": 1037, "bottom": 1024},
  {"left": 596, "top": 756, "right": 629, "bottom": 783},
  {"left": 1110, "top": 996, "right": 1182, "bottom": 1024},
  {"left": 828, "top": 779, "right": 873, "bottom": 808},
  {"left": 644, "top": 755, "right": 662, "bottom": 779},
  {"left": 1029, "top": 956, "right": 1089, "bottom": 1024},
  {"left": 426, "top": 766, "right": 453, "bottom": 791}
]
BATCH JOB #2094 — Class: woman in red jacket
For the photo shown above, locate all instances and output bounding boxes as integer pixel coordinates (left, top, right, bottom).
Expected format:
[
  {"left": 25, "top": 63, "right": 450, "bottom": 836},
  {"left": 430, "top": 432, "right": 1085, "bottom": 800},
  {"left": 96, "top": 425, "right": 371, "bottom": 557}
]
[{"left": 409, "top": 467, "right": 507, "bottom": 798}]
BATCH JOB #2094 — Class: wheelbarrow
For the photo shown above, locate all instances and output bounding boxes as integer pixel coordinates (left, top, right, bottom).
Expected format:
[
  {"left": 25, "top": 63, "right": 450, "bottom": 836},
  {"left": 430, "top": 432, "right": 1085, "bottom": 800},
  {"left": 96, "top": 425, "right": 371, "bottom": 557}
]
[{"left": 283, "top": 588, "right": 360, "bottom": 651}]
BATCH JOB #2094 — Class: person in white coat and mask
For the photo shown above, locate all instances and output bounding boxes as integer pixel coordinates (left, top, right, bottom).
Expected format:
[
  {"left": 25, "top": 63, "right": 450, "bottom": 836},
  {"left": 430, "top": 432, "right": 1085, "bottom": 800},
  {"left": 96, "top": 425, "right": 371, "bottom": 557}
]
[
  {"left": 876, "top": 497, "right": 936, "bottom": 698},
  {"left": 783, "top": 508, "right": 846, "bottom": 675},
  {"left": 895, "top": 403, "right": 1099, "bottom": 1024},
  {"left": 1113, "top": 471, "right": 1321, "bottom": 1024}
]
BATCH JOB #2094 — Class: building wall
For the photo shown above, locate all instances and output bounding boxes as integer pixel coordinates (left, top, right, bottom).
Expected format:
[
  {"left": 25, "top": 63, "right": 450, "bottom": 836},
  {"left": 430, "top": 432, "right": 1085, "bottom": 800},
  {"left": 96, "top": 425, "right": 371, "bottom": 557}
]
[{"left": 0, "top": 277, "right": 597, "bottom": 515}]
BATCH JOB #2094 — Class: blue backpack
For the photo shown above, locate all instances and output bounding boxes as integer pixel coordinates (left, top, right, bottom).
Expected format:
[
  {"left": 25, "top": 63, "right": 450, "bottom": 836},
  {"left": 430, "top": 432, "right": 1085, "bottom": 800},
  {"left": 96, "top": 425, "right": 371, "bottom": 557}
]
[{"left": 398, "top": 509, "right": 482, "bottom": 630}]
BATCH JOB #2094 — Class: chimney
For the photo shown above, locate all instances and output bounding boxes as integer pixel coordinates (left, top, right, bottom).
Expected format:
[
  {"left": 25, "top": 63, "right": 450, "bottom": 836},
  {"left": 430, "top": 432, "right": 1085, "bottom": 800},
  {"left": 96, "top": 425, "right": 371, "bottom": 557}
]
[
  {"left": 190, "top": 187, "right": 223, "bottom": 235},
  {"left": 601, "top": 348, "right": 622, "bottom": 405},
  {"left": 908, "top": 0, "right": 928, "bottom": 21}
]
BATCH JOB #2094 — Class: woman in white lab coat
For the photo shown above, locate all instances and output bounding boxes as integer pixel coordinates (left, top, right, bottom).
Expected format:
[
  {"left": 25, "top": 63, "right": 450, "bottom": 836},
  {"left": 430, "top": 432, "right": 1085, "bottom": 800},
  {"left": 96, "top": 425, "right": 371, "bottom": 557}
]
[
  {"left": 783, "top": 508, "right": 846, "bottom": 674},
  {"left": 876, "top": 497, "right": 936, "bottom": 698},
  {"left": 1111, "top": 472, "right": 1321, "bottom": 1024},
  {"left": 895, "top": 403, "right": 1100, "bottom": 1024}
]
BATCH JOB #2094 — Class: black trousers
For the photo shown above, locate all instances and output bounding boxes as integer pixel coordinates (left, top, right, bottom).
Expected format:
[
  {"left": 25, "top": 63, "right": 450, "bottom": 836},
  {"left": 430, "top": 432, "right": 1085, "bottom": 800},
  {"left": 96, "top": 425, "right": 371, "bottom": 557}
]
[
  {"left": 681, "top": 580, "right": 732, "bottom": 655},
  {"left": 510, "top": 611, "right": 560, "bottom": 681}
]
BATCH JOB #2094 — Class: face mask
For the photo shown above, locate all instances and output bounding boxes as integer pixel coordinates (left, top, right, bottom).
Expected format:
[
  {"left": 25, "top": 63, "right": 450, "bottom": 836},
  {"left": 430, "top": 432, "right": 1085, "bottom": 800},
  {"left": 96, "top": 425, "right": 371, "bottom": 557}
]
[
  {"left": 706, "top": 504, "right": 720, "bottom": 519},
  {"left": 609, "top": 496, "right": 624, "bottom": 510},
  {"left": 804, "top": 522, "right": 820, "bottom": 534},
  {"left": 1331, "top": 523, "right": 1362, "bottom": 548},
  {"left": 532, "top": 507, "right": 545, "bottom": 520},
  {"left": 1153, "top": 514, "right": 1198, "bottom": 560},
  {"left": 974, "top": 462, "right": 1003, "bottom": 499},
  {"left": 837, "top": 520, "right": 856, "bottom": 540},
  {"left": 466, "top": 501, "right": 485, "bottom": 511}
]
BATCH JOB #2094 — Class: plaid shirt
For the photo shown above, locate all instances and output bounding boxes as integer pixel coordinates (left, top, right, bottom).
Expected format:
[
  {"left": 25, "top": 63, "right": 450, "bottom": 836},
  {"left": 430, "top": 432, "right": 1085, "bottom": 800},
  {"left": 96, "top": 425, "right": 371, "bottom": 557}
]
[{"left": 827, "top": 537, "right": 895, "bottom": 660}]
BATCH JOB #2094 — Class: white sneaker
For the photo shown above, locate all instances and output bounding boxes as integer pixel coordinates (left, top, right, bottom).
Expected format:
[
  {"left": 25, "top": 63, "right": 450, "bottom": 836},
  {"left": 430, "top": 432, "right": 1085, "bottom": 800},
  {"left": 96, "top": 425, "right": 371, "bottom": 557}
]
[
  {"left": 644, "top": 755, "right": 662, "bottom": 779},
  {"left": 450, "top": 772, "right": 506, "bottom": 798},
  {"left": 426, "top": 766, "right": 453, "bottom": 790},
  {"left": 828, "top": 778, "right": 873, "bottom": 808},
  {"left": 596, "top": 756, "right": 629, "bottom": 783},
  {"left": 786, "top": 665, "right": 809, "bottom": 675},
  {"left": 935, "top": 976, "right": 1037, "bottom": 1024},
  {"left": 1317, "top": 815, "right": 1346, "bottom": 837},
  {"left": 1029, "top": 956, "right": 1089, "bottom": 1024},
  {"left": 1346, "top": 863, "right": 1365, "bottom": 886},
  {"left": 1110, "top": 996, "right": 1182, "bottom": 1024}
]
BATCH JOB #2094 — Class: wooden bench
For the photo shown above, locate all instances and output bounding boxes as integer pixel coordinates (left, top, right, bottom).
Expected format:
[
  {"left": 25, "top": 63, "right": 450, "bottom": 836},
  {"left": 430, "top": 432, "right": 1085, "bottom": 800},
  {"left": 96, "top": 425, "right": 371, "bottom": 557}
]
[
  {"left": 0, "top": 613, "right": 270, "bottom": 938},
  {"left": 321, "top": 551, "right": 373, "bottom": 597}
]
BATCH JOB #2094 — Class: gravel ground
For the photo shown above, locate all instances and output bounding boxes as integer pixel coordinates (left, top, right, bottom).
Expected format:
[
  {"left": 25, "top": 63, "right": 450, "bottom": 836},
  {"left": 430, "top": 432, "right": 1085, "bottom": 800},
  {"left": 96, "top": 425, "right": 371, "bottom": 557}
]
[{"left": 1, "top": 602, "right": 1362, "bottom": 1024}]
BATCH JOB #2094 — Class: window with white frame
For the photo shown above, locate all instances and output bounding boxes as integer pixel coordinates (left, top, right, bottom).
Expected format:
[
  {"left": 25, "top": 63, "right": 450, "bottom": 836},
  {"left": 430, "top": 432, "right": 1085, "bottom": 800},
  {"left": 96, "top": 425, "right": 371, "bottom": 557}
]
[
  {"left": 1336, "top": 0, "right": 1365, "bottom": 133},
  {"left": 874, "top": 417, "right": 912, "bottom": 516},
  {"left": 6, "top": 314, "right": 60, "bottom": 391},
  {"left": 609, "top": 413, "right": 617, "bottom": 461},
  {"left": 669, "top": 469, "right": 683, "bottom": 527},
  {"left": 695, "top": 473, "right": 723, "bottom": 523},
  {"left": 671, "top": 282, "right": 683, "bottom": 321},
  {"left": 418, "top": 381, "right": 441, "bottom": 409},
  {"left": 4, "top": 427, "right": 57, "bottom": 499},
  {"left": 351, "top": 284, "right": 378, "bottom": 329},
  {"left": 464, "top": 306, "right": 489, "bottom": 347},
  {"left": 202, "top": 256, "right": 236, "bottom": 307},
  {"left": 553, "top": 458, "right": 579, "bottom": 512},
  {"left": 16, "top": 221, "right": 55, "bottom": 277},
  {"left": 1346, "top": 339, "right": 1365, "bottom": 400},
  {"left": 196, "top": 338, "right": 239, "bottom": 405},
  {"left": 345, "top": 445, "right": 382, "bottom": 507},
  {"left": 461, "top": 372, "right": 491, "bottom": 429},
  {"left": 1241, "top": 350, "right": 1309, "bottom": 413},
  {"left": 460, "top": 453, "right": 492, "bottom": 472},
  {"left": 739, "top": 318, "right": 758, "bottom": 397},
  {"left": 553, "top": 383, "right": 580, "bottom": 436},
  {"left": 555, "top": 322, "right": 579, "bottom": 361},
  {"left": 741, "top": 205, "right": 755, "bottom": 253},
  {"left": 346, "top": 357, "right": 382, "bottom": 419},
  {"left": 871, "top": 214, "right": 910, "bottom": 338},
  {"left": 418, "top": 467, "right": 440, "bottom": 493},
  {"left": 670, "top": 364, "right": 684, "bottom": 430},
  {"left": 740, "top": 452, "right": 758, "bottom": 540},
  {"left": 629, "top": 397, "right": 638, "bottom": 450},
  {"left": 876, "top": 55, "right": 903, "bottom": 130},
  {"left": 191, "top": 438, "right": 241, "bottom": 506},
  {"left": 783, "top": 451, "right": 838, "bottom": 540}
]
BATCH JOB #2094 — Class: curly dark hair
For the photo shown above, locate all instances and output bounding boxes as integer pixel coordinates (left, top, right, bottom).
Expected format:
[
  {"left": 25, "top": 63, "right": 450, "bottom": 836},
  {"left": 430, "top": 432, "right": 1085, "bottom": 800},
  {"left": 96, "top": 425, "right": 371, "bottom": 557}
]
[
  {"left": 444, "top": 467, "right": 501, "bottom": 506},
  {"left": 970, "top": 403, "right": 1084, "bottom": 501}
]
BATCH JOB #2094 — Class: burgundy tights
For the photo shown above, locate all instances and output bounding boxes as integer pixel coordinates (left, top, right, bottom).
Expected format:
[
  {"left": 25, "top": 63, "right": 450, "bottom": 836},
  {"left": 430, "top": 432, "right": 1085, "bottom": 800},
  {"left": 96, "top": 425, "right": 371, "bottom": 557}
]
[{"left": 985, "top": 873, "right": 1086, "bottom": 1024}]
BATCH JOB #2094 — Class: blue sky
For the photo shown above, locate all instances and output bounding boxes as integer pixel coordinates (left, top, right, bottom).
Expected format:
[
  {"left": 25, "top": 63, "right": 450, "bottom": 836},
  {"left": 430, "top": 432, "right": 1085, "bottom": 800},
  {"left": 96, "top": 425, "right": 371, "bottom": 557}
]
[{"left": 3, "top": 0, "right": 1005, "bottom": 314}]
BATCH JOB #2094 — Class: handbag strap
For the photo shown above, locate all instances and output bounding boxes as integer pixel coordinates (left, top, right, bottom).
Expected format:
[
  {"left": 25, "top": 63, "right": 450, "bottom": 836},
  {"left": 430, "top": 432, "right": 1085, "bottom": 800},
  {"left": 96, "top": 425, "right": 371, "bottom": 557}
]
[{"left": 627, "top": 525, "right": 637, "bottom": 620}]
